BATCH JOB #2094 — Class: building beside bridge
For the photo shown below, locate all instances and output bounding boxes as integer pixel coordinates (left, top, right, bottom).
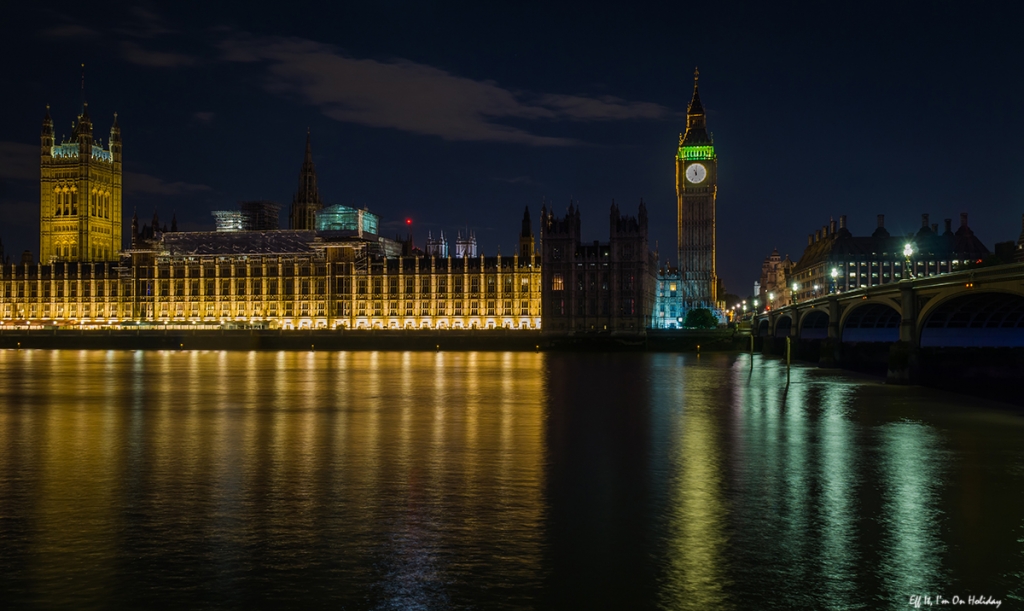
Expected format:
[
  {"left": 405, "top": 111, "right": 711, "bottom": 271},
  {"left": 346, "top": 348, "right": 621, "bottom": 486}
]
[{"left": 759, "top": 212, "right": 991, "bottom": 307}]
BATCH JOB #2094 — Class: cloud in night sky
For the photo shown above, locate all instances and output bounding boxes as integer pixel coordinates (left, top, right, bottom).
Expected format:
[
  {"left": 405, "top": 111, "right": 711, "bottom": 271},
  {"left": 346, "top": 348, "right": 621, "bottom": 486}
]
[
  {"left": 123, "top": 172, "right": 210, "bottom": 196},
  {"left": 113, "top": 6, "right": 179, "bottom": 39},
  {"left": 220, "top": 35, "right": 672, "bottom": 146},
  {"left": 39, "top": 24, "right": 102, "bottom": 41},
  {"left": 120, "top": 41, "right": 197, "bottom": 68}
]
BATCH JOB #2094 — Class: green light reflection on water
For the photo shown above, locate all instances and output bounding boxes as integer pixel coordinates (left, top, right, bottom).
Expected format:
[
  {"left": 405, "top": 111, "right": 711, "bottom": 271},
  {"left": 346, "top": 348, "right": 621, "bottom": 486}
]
[{"left": 876, "top": 420, "right": 945, "bottom": 601}]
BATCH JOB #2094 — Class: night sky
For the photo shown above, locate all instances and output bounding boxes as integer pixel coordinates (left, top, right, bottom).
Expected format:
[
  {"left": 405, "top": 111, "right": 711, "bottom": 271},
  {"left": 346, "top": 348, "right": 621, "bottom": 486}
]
[{"left": 2, "top": 1, "right": 1023, "bottom": 296}]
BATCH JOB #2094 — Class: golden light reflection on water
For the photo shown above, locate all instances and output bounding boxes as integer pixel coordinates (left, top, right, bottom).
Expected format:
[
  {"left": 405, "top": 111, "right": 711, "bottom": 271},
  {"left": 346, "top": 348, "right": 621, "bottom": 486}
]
[
  {"left": 657, "top": 355, "right": 730, "bottom": 610},
  {"left": 0, "top": 350, "right": 548, "bottom": 608}
]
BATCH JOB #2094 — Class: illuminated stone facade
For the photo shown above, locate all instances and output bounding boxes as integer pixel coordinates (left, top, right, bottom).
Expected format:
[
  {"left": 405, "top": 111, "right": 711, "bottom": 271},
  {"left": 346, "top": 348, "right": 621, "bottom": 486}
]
[
  {"left": 39, "top": 104, "right": 122, "bottom": 263},
  {"left": 0, "top": 229, "right": 542, "bottom": 330},
  {"left": 3, "top": 118, "right": 545, "bottom": 331}
]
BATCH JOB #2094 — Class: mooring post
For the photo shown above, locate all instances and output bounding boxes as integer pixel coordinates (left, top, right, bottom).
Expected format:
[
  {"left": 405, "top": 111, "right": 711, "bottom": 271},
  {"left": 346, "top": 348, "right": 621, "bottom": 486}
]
[{"left": 786, "top": 336, "right": 791, "bottom": 382}]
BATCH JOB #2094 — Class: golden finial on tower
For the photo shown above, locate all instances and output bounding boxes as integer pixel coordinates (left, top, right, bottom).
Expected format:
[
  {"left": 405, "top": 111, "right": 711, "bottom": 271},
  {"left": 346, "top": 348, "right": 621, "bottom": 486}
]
[{"left": 694, "top": 66, "right": 699, "bottom": 83}]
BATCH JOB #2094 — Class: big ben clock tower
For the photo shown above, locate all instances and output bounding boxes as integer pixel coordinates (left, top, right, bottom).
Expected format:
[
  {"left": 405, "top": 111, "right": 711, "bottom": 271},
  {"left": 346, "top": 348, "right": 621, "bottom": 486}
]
[{"left": 676, "top": 68, "right": 719, "bottom": 311}]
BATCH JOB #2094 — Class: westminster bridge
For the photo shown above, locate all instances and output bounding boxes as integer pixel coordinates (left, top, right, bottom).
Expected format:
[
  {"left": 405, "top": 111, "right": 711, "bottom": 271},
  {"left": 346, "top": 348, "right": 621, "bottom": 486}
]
[{"left": 752, "top": 261, "right": 1024, "bottom": 403}]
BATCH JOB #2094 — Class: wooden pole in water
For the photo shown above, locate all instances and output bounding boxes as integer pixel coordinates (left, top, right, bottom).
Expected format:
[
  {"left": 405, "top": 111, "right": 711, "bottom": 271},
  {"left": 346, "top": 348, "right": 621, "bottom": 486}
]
[{"left": 786, "top": 336, "right": 791, "bottom": 381}]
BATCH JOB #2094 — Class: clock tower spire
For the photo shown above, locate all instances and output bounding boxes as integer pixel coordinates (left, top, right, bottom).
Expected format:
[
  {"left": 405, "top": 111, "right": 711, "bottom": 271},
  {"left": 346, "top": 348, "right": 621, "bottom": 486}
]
[{"left": 675, "top": 67, "right": 720, "bottom": 314}]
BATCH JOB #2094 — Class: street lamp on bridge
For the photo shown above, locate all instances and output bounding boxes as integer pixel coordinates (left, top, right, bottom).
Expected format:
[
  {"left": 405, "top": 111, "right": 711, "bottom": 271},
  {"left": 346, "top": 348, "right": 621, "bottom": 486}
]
[
  {"left": 830, "top": 267, "right": 839, "bottom": 294},
  {"left": 903, "top": 243, "right": 915, "bottom": 279}
]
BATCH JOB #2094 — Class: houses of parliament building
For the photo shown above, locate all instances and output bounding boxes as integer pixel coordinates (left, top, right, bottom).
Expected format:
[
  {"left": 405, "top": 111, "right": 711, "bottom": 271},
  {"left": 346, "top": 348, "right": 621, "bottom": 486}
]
[
  {"left": 0, "top": 99, "right": 667, "bottom": 334},
  {"left": 0, "top": 103, "right": 552, "bottom": 331}
]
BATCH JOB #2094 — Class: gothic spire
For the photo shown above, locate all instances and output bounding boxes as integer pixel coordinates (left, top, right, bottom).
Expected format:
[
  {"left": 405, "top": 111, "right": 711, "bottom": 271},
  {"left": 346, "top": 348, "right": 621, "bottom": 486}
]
[
  {"left": 289, "top": 130, "right": 323, "bottom": 230},
  {"left": 687, "top": 67, "right": 705, "bottom": 116},
  {"left": 294, "top": 130, "right": 322, "bottom": 206},
  {"left": 680, "top": 66, "right": 711, "bottom": 146}
]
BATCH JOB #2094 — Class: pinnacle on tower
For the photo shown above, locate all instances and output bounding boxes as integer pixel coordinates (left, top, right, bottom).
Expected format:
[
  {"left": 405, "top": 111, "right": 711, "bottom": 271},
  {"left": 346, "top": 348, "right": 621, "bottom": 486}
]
[
  {"left": 41, "top": 105, "right": 54, "bottom": 150},
  {"left": 688, "top": 67, "right": 705, "bottom": 116},
  {"left": 680, "top": 67, "right": 711, "bottom": 146},
  {"left": 290, "top": 130, "right": 323, "bottom": 230}
]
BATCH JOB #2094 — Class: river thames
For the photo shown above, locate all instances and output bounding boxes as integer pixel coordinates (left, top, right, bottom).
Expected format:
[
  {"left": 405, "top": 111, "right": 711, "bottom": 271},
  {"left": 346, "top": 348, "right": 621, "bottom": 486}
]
[{"left": 0, "top": 350, "right": 1020, "bottom": 610}]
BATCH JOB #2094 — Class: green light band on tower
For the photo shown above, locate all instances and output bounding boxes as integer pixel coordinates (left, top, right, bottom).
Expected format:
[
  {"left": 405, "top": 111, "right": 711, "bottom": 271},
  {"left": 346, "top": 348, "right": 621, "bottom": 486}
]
[{"left": 677, "top": 145, "right": 715, "bottom": 161}]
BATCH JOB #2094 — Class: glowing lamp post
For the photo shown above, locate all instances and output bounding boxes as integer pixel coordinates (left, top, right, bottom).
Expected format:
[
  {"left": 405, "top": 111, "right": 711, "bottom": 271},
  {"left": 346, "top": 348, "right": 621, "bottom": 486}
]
[
  {"left": 791, "top": 282, "right": 799, "bottom": 304},
  {"left": 903, "top": 243, "right": 914, "bottom": 279},
  {"left": 830, "top": 267, "right": 839, "bottom": 294}
]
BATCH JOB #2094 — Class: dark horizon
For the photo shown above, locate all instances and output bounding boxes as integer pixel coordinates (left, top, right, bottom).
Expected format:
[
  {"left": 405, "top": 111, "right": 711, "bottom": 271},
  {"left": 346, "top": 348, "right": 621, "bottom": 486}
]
[{"left": 3, "top": 2, "right": 1023, "bottom": 295}]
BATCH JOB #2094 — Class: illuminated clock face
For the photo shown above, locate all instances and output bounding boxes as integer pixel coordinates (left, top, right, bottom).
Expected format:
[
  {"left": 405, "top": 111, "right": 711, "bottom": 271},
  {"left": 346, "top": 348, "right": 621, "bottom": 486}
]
[{"left": 686, "top": 163, "right": 707, "bottom": 184}]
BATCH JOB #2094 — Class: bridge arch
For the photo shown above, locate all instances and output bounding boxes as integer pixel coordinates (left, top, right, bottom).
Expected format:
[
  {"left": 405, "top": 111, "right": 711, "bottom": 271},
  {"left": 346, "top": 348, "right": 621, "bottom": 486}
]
[
  {"left": 774, "top": 314, "right": 793, "bottom": 338},
  {"left": 798, "top": 309, "right": 829, "bottom": 340},
  {"left": 757, "top": 318, "right": 769, "bottom": 337},
  {"left": 840, "top": 301, "right": 901, "bottom": 343},
  {"left": 919, "top": 291, "right": 1024, "bottom": 347}
]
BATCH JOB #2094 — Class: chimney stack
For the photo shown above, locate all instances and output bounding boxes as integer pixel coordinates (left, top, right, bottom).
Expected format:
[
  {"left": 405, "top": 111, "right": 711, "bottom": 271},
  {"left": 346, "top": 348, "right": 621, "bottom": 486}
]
[
  {"left": 921, "top": 213, "right": 929, "bottom": 229},
  {"left": 877, "top": 214, "right": 885, "bottom": 228},
  {"left": 944, "top": 218, "right": 952, "bottom": 234},
  {"left": 808, "top": 234, "right": 813, "bottom": 246},
  {"left": 839, "top": 215, "right": 847, "bottom": 229},
  {"left": 830, "top": 218, "right": 838, "bottom": 234},
  {"left": 931, "top": 223, "right": 938, "bottom": 233},
  {"left": 960, "top": 212, "right": 968, "bottom": 228}
]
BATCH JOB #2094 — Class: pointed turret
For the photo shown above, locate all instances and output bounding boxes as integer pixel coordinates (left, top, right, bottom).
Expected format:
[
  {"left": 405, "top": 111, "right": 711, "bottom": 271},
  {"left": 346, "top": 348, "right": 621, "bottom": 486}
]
[
  {"left": 73, "top": 102, "right": 94, "bottom": 149},
  {"left": 680, "top": 67, "right": 711, "bottom": 146},
  {"left": 131, "top": 209, "right": 139, "bottom": 246},
  {"left": 109, "top": 112, "right": 121, "bottom": 162},
  {"left": 519, "top": 206, "right": 535, "bottom": 258},
  {"left": 171, "top": 212, "right": 178, "bottom": 232},
  {"left": 289, "top": 130, "right": 324, "bottom": 230},
  {"left": 41, "top": 105, "right": 54, "bottom": 153}
]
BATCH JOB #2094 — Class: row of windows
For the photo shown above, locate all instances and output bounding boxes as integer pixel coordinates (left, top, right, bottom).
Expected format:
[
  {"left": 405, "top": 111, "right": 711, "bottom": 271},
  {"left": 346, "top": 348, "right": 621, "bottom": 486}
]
[
  {"left": 51, "top": 189, "right": 113, "bottom": 219},
  {"left": 550, "top": 272, "right": 633, "bottom": 291},
  {"left": 3, "top": 281, "right": 121, "bottom": 299},
  {"left": 549, "top": 298, "right": 636, "bottom": 316},
  {"left": 3, "top": 300, "right": 537, "bottom": 320}
]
